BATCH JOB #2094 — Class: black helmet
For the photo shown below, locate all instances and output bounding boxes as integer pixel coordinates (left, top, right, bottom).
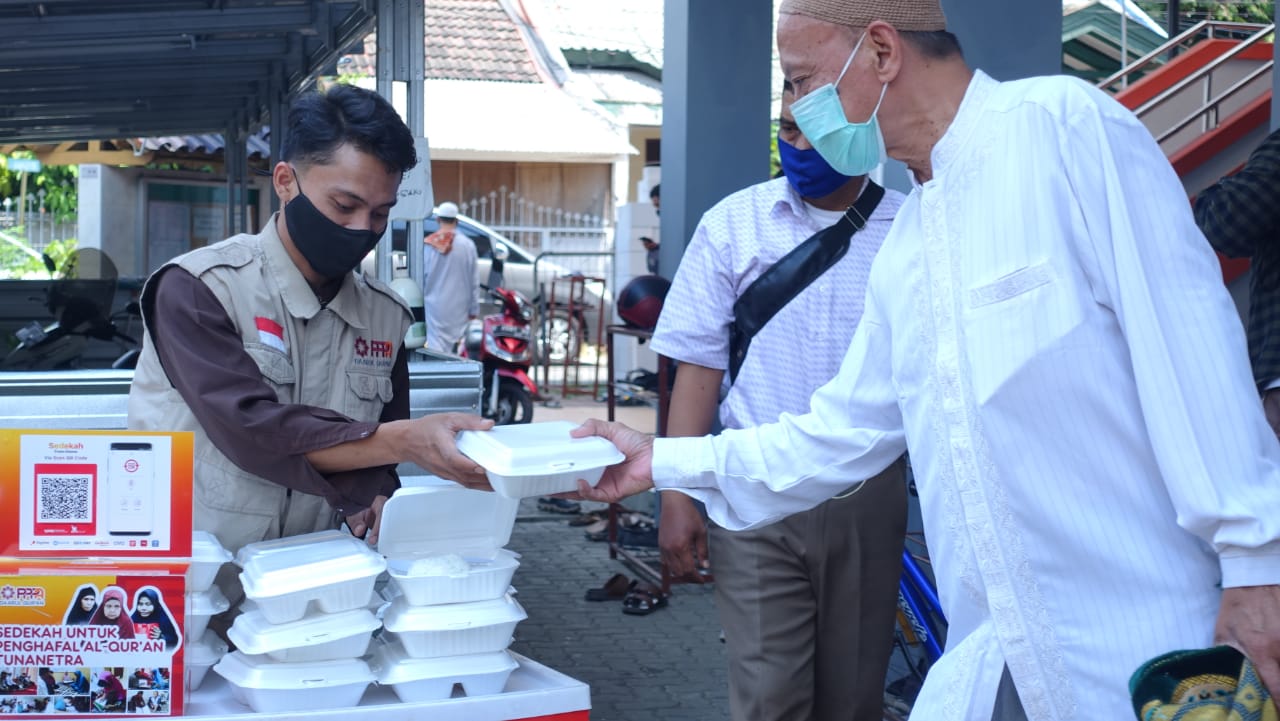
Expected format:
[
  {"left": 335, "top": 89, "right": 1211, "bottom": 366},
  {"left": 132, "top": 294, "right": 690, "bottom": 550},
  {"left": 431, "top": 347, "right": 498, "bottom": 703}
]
[{"left": 616, "top": 274, "right": 670, "bottom": 330}]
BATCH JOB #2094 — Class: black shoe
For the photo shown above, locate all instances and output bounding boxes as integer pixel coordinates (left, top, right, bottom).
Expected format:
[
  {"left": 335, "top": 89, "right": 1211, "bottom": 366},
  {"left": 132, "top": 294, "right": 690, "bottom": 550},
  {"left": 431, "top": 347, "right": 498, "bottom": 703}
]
[{"left": 537, "top": 497, "right": 581, "bottom": 514}]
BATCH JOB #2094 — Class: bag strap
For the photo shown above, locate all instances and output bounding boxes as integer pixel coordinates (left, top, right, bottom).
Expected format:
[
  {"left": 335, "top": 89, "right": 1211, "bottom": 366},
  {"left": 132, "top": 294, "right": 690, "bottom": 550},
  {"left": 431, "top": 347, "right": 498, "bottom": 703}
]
[{"left": 728, "top": 181, "right": 884, "bottom": 384}]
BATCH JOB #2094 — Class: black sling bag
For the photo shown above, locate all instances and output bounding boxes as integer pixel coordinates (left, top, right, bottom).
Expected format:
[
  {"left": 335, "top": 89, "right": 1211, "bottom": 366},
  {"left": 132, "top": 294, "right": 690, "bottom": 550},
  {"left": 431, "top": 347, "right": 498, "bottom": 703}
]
[{"left": 727, "top": 181, "right": 885, "bottom": 384}]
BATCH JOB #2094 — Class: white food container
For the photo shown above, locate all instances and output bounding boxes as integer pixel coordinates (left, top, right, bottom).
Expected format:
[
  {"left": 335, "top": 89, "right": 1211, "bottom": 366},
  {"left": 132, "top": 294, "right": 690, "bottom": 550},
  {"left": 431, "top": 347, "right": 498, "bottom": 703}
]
[
  {"left": 227, "top": 607, "right": 380, "bottom": 663},
  {"left": 455, "top": 420, "right": 624, "bottom": 498},
  {"left": 368, "top": 637, "right": 517, "bottom": 703},
  {"left": 186, "top": 586, "right": 230, "bottom": 640},
  {"left": 185, "top": 631, "right": 228, "bottom": 692},
  {"left": 212, "top": 651, "right": 373, "bottom": 713},
  {"left": 382, "top": 593, "right": 526, "bottom": 658},
  {"left": 187, "top": 531, "right": 233, "bottom": 593},
  {"left": 233, "top": 529, "right": 350, "bottom": 568},
  {"left": 379, "top": 482, "right": 519, "bottom": 561},
  {"left": 238, "top": 532, "right": 386, "bottom": 624},
  {"left": 386, "top": 549, "right": 520, "bottom": 607}
]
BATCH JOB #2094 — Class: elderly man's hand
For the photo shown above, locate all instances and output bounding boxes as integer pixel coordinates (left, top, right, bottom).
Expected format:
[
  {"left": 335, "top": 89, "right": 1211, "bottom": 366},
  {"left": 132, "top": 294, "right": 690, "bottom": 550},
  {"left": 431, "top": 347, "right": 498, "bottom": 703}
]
[
  {"left": 568, "top": 419, "right": 656, "bottom": 503},
  {"left": 1215, "top": 584, "right": 1280, "bottom": 699},
  {"left": 405, "top": 413, "right": 494, "bottom": 490}
]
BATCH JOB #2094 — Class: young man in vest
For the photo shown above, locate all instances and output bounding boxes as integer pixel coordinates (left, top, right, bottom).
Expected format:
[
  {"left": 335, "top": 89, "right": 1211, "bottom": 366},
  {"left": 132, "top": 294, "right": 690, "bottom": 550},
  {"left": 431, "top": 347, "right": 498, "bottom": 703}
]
[{"left": 127, "top": 85, "right": 491, "bottom": 581}]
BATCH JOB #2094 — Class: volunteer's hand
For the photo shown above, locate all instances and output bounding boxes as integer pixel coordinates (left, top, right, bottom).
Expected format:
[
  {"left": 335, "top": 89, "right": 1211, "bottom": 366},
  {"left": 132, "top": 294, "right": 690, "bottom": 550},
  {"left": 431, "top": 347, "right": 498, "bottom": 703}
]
[
  {"left": 1215, "top": 584, "right": 1280, "bottom": 699},
  {"left": 659, "top": 491, "right": 709, "bottom": 582},
  {"left": 406, "top": 413, "right": 494, "bottom": 490},
  {"left": 569, "top": 419, "right": 655, "bottom": 502},
  {"left": 345, "top": 494, "right": 387, "bottom": 544},
  {"left": 1263, "top": 390, "right": 1280, "bottom": 442}
]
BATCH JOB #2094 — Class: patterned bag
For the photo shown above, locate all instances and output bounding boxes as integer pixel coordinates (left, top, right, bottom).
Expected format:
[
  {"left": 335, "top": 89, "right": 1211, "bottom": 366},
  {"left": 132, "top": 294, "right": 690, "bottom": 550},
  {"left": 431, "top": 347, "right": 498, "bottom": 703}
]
[{"left": 1130, "top": 645, "right": 1278, "bottom": 721}]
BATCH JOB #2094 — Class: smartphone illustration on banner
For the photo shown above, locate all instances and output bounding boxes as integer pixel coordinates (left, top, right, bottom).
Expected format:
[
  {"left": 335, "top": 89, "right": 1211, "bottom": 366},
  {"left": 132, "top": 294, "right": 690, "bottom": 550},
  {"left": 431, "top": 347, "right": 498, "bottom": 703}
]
[{"left": 108, "top": 442, "right": 153, "bottom": 536}]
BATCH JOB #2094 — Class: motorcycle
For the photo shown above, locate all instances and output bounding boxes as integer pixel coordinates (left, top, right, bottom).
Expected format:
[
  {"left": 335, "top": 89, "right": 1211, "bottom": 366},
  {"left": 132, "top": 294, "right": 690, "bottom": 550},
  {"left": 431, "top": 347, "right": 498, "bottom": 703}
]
[
  {"left": 456, "top": 245, "right": 538, "bottom": 424},
  {"left": 2, "top": 248, "right": 141, "bottom": 371}
]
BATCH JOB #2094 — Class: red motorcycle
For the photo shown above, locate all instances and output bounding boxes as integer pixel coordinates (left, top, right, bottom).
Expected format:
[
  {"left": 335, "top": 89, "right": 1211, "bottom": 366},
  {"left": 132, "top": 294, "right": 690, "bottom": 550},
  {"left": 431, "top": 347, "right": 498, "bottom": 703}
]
[{"left": 457, "top": 250, "right": 538, "bottom": 424}]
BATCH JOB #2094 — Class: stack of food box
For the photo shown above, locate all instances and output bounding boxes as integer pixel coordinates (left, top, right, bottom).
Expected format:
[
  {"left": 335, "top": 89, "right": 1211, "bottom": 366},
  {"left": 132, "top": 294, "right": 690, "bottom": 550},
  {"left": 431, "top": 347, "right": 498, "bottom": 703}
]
[
  {"left": 201, "top": 421, "right": 622, "bottom": 713},
  {"left": 184, "top": 531, "right": 232, "bottom": 693}
]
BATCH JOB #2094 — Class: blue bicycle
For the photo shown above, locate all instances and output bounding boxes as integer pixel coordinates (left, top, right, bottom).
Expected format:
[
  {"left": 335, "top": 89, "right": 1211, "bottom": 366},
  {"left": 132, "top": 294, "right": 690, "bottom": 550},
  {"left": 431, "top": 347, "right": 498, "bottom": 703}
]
[{"left": 885, "top": 483, "right": 947, "bottom": 720}]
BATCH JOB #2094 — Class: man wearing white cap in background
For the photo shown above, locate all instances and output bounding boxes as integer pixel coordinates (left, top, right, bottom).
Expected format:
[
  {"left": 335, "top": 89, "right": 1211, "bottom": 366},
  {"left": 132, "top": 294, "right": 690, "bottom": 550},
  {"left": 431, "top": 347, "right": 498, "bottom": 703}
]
[
  {"left": 574, "top": 0, "right": 1280, "bottom": 719},
  {"left": 423, "top": 201, "right": 479, "bottom": 353}
]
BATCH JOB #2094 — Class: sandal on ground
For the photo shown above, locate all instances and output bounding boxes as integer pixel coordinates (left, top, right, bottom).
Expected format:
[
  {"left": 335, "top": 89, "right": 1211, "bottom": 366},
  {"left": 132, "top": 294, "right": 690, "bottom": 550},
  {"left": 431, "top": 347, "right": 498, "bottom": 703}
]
[
  {"left": 618, "top": 523, "right": 658, "bottom": 548},
  {"left": 584, "top": 573, "right": 632, "bottom": 602},
  {"left": 622, "top": 584, "right": 668, "bottom": 615},
  {"left": 584, "top": 528, "right": 610, "bottom": 542},
  {"left": 568, "top": 511, "right": 604, "bottom": 527},
  {"left": 581, "top": 518, "right": 609, "bottom": 535},
  {"left": 537, "top": 497, "right": 582, "bottom": 514}
]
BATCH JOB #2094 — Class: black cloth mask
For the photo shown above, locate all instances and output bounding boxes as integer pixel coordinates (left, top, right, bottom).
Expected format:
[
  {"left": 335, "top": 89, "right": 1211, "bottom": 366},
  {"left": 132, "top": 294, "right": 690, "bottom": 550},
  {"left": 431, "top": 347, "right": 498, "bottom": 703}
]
[{"left": 283, "top": 170, "right": 382, "bottom": 280}]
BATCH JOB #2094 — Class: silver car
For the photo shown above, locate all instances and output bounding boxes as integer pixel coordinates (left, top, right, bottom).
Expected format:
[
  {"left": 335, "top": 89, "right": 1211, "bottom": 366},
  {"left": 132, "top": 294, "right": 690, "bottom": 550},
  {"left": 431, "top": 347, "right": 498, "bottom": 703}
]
[{"left": 414, "top": 213, "right": 608, "bottom": 363}]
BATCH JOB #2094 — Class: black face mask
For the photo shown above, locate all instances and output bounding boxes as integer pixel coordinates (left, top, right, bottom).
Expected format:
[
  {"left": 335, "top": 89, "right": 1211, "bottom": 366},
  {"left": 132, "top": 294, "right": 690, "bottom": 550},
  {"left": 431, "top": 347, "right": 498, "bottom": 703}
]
[{"left": 283, "top": 170, "right": 382, "bottom": 280}]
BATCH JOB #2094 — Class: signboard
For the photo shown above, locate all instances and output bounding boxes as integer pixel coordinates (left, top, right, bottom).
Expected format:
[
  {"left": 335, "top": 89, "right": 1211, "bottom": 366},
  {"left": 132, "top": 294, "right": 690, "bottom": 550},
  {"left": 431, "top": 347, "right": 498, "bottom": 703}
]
[
  {"left": 389, "top": 136, "right": 434, "bottom": 221},
  {"left": 0, "top": 430, "right": 193, "bottom": 559},
  {"left": 7, "top": 158, "right": 42, "bottom": 173},
  {"left": 0, "top": 561, "right": 186, "bottom": 716}
]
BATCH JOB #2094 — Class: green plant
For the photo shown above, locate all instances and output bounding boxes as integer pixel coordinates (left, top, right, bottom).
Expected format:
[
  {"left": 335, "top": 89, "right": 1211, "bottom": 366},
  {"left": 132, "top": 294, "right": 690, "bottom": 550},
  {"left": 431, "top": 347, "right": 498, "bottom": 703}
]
[
  {"left": 0, "top": 154, "right": 79, "bottom": 224},
  {"left": 0, "top": 234, "right": 77, "bottom": 279},
  {"left": 1137, "top": 1, "right": 1275, "bottom": 26}
]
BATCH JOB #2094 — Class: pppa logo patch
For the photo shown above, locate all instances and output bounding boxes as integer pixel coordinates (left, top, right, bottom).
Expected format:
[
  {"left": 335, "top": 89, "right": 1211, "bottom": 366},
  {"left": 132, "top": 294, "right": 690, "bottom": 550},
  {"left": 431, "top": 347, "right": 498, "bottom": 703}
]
[
  {"left": 0, "top": 585, "right": 46, "bottom": 606},
  {"left": 353, "top": 337, "right": 394, "bottom": 360}
]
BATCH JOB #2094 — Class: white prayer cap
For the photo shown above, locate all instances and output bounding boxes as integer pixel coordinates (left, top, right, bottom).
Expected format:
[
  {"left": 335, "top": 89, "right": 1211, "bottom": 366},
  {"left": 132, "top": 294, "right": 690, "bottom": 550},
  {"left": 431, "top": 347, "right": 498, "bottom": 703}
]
[{"left": 779, "top": 0, "right": 948, "bottom": 32}]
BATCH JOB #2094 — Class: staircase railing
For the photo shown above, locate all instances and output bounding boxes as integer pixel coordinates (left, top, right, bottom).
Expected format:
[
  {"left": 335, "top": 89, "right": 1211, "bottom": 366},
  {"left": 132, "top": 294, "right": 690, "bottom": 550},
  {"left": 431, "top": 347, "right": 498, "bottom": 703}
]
[{"left": 1096, "top": 20, "right": 1272, "bottom": 93}]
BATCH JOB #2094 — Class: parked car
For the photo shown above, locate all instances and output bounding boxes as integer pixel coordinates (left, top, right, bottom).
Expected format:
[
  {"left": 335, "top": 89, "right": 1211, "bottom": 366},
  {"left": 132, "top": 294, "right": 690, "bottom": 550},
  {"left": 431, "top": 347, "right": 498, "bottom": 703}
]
[{"left": 413, "top": 213, "right": 608, "bottom": 363}]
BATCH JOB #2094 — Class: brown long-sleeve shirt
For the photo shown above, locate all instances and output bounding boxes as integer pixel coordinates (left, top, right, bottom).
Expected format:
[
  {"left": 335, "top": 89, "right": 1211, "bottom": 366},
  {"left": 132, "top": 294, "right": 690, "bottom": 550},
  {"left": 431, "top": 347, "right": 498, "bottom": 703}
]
[{"left": 144, "top": 266, "right": 405, "bottom": 515}]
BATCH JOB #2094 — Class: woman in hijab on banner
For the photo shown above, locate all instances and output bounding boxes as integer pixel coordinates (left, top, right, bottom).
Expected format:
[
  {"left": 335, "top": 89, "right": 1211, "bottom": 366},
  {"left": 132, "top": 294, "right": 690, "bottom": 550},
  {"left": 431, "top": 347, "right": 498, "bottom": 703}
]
[
  {"left": 130, "top": 588, "right": 180, "bottom": 649},
  {"left": 88, "top": 587, "right": 136, "bottom": 640}
]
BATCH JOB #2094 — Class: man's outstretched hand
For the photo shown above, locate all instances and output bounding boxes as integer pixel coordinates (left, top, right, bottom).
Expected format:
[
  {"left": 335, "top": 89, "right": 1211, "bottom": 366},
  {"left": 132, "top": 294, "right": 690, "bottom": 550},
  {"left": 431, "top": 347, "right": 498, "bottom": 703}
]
[{"left": 569, "top": 419, "right": 657, "bottom": 502}]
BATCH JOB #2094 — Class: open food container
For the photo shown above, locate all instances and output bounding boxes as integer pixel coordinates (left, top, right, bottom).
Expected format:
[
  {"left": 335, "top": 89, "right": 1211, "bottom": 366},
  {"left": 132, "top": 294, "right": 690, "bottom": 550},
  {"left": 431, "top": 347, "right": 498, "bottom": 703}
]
[
  {"left": 455, "top": 420, "right": 624, "bottom": 498},
  {"left": 187, "top": 531, "right": 233, "bottom": 593},
  {"left": 227, "top": 607, "right": 380, "bottom": 663},
  {"left": 379, "top": 482, "right": 518, "bottom": 562},
  {"left": 368, "top": 636, "right": 518, "bottom": 703},
  {"left": 185, "top": 586, "right": 230, "bottom": 640},
  {"left": 382, "top": 593, "right": 526, "bottom": 658},
  {"left": 212, "top": 651, "right": 373, "bottom": 713},
  {"left": 386, "top": 549, "right": 520, "bottom": 607},
  {"left": 238, "top": 532, "right": 386, "bottom": 624},
  {"left": 185, "top": 630, "right": 228, "bottom": 693}
]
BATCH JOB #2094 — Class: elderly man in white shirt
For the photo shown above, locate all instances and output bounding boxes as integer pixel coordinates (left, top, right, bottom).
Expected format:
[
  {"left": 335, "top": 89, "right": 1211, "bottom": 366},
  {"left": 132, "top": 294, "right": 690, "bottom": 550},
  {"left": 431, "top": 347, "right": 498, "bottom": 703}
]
[{"left": 572, "top": 0, "right": 1280, "bottom": 719}]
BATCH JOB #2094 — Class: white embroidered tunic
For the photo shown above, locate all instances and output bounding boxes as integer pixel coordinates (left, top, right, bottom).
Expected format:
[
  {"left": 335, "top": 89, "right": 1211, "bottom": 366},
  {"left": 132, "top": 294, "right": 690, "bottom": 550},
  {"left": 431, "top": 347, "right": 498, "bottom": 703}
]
[{"left": 653, "top": 71, "right": 1280, "bottom": 720}]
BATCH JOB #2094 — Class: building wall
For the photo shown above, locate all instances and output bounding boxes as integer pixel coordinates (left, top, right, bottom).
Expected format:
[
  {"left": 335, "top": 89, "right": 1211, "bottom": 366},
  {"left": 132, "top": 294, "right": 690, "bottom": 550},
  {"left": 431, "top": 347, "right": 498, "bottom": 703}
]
[{"left": 626, "top": 126, "right": 662, "bottom": 203}]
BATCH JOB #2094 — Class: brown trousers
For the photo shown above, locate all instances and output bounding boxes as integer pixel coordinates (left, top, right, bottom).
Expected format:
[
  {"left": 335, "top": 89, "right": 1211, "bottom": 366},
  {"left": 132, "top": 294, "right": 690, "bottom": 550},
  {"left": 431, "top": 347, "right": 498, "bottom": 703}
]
[{"left": 709, "top": 459, "right": 908, "bottom": 721}]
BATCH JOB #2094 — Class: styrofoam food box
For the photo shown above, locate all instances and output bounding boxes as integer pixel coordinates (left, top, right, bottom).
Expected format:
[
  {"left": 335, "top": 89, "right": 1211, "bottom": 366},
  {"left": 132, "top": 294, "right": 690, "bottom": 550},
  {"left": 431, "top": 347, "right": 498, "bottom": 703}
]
[
  {"left": 212, "top": 651, "right": 373, "bottom": 713},
  {"left": 368, "top": 637, "right": 518, "bottom": 703},
  {"left": 238, "top": 532, "right": 386, "bottom": 624},
  {"left": 185, "top": 630, "right": 228, "bottom": 692},
  {"left": 227, "top": 607, "right": 380, "bottom": 663},
  {"left": 233, "top": 529, "right": 350, "bottom": 569},
  {"left": 382, "top": 593, "right": 526, "bottom": 658},
  {"left": 186, "top": 586, "right": 230, "bottom": 640},
  {"left": 455, "top": 421, "right": 624, "bottom": 498},
  {"left": 187, "top": 531, "right": 233, "bottom": 593},
  {"left": 378, "top": 482, "right": 519, "bottom": 562},
  {"left": 386, "top": 549, "right": 520, "bottom": 607}
]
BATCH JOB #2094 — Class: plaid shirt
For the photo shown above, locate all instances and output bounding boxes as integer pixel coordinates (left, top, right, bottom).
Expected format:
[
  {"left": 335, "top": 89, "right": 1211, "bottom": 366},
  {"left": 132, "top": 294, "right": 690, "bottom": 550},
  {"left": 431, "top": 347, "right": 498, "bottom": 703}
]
[{"left": 1194, "top": 128, "right": 1280, "bottom": 391}]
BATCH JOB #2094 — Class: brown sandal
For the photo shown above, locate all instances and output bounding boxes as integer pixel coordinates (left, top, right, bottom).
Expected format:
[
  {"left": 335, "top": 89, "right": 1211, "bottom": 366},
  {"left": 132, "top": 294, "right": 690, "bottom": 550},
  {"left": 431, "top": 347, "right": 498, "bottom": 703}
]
[{"left": 584, "top": 573, "right": 632, "bottom": 602}]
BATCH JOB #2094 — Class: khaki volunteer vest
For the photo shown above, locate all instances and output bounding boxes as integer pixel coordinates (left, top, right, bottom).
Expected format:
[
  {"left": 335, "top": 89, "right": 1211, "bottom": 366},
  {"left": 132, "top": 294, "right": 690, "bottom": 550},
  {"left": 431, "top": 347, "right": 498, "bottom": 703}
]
[{"left": 127, "top": 217, "right": 410, "bottom": 555}]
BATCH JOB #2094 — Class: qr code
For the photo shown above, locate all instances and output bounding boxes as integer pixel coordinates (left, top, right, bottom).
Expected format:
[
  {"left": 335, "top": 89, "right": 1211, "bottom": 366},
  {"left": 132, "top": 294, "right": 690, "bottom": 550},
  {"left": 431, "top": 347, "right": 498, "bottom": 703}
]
[{"left": 36, "top": 474, "right": 93, "bottom": 522}]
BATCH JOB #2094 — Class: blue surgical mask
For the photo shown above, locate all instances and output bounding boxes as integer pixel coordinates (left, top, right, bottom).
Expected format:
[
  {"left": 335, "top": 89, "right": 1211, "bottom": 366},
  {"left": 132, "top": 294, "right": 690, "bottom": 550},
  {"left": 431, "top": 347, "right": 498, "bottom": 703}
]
[
  {"left": 777, "top": 135, "right": 853, "bottom": 199},
  {"left": 790, "top": 32, "right": 888, "bottom": 176}
]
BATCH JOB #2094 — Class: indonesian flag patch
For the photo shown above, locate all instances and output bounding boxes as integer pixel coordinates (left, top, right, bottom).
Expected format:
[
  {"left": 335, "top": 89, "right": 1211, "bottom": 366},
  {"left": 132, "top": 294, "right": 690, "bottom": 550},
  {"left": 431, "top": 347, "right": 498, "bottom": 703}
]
[{"left": 255, "top": 317, "right": 287, "bottom": 353}]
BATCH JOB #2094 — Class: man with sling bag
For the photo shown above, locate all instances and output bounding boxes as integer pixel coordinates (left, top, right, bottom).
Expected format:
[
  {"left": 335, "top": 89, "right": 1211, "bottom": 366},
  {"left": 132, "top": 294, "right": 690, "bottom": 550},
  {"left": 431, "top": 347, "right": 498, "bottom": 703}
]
[{"left": 649, "top": 91, "right": 907, "bottom": 721}]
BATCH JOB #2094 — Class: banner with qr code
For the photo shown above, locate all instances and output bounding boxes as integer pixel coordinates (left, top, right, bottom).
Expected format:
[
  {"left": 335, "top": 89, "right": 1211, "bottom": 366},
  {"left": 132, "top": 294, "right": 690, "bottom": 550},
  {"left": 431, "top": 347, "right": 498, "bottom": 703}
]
[
  {"left": 0, "top": 431, "right": 192, "bottom": 559},
  {"left": 0, "top": 562, "right": 186, "bottom": 717}
]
